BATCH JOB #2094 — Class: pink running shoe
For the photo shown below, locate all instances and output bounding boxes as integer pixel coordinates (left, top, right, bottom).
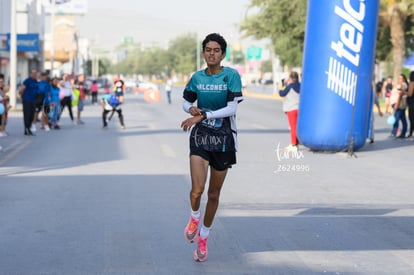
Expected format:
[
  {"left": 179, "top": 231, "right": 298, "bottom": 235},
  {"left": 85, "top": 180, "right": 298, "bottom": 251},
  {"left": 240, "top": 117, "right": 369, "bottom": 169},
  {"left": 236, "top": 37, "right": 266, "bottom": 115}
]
[
  {"left": 193, "top": 235, "right": 208, "bottom": 262},
  {"left": 184, "top": 216, "right": 200, "bottom": 243}
]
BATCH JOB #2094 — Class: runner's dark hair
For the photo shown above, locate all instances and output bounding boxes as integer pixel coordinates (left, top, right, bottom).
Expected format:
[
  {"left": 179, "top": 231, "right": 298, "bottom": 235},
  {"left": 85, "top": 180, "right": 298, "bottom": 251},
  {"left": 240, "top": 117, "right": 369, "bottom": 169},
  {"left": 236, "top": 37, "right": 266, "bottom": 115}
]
[{"left": 202, "top": 33, "right": 227, "bottom": 54}]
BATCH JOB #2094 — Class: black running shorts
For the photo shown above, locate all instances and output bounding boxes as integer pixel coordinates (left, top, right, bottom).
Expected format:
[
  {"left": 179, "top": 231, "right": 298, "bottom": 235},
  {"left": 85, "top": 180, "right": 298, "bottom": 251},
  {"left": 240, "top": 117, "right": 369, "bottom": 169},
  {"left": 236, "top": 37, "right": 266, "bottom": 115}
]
[{"left": 190, "top": 147, "right": 236, "bottom": 171}]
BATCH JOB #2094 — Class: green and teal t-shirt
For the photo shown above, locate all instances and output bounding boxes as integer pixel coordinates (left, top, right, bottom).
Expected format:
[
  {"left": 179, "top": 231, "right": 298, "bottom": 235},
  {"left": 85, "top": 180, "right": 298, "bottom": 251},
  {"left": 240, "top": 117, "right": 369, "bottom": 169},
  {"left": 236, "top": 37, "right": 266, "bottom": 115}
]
[{"left": 183, "top": 67, "right": 243, "bottom": 110}]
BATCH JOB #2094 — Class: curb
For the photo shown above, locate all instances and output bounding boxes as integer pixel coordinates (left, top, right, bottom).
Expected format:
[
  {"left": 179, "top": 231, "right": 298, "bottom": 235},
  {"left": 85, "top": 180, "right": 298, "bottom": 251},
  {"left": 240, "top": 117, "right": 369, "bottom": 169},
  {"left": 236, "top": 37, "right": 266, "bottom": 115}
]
[{"left": 244, "top": 91, "right": 281, "bottom": 100}]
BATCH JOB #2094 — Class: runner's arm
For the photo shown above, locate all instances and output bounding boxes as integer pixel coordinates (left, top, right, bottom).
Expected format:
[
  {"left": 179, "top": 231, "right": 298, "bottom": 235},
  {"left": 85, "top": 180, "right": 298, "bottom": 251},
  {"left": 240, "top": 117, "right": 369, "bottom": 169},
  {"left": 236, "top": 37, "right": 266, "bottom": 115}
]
[
  {"left": 204, "top": 101, "right": 237, "bottom": 119},
  {"left": 183, "top": 100, "right": 193, "bottom": 113}
]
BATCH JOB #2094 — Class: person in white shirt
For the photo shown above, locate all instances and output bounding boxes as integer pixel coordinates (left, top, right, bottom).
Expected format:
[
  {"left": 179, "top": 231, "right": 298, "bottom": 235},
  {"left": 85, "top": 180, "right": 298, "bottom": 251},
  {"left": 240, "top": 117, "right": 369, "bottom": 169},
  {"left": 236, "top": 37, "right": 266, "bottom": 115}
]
[{"left": 58, "top": 74, "right": 75, "bottom": 125}]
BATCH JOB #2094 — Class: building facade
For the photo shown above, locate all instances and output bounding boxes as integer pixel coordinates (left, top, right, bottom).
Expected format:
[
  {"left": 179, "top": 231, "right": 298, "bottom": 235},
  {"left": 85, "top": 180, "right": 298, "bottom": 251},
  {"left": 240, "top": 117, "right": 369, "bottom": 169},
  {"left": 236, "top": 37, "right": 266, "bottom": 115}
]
[{"left": 0, "top": 0, "right": 45, "bottom": 82}]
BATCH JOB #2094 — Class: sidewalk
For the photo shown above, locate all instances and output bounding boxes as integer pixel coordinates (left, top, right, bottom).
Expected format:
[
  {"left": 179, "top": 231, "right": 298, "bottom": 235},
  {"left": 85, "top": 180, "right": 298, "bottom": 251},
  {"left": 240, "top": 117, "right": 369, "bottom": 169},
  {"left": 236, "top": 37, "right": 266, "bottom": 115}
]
[{"left": 0, "top": 106, "right": 32, "bottom": 164}]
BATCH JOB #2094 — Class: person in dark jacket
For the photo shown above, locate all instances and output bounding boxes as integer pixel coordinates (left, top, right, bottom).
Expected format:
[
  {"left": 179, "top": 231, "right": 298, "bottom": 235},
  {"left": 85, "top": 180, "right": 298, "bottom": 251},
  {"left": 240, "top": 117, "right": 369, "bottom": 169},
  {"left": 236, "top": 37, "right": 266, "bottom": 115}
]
[{"left": 19, "top": 69, "right": 39, "bottom": 135}]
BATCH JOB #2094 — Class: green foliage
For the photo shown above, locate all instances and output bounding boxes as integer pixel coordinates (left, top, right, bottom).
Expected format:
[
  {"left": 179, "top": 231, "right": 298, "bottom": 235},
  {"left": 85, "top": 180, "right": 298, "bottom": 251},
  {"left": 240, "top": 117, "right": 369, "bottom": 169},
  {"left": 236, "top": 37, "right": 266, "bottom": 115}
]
[
  {"left": 402, "top": 66, "right": 411, "bottom": 76},
  {"left": 108, "top": 33, "right": 197, "bottom": 77},
  {"left": 376, "top": 12, "right": 414, "bottom": 61},
  {"left": 232, "top": 49, "right": 245, "bottom": 65},
  {"left": 168, "top": 33, "right": 198, "bottom": 75},
  {"left": 140, "top": 47, "right": 169, "bottom": 76},
  {"left": 240, "top": 0, "right": 414, "bottom": 68},
  {"left": 240, "top": 0, "right": 306, "bottom": 67},
  {"left": 260, "top": 59, "right": 273, "bottom": 73},
  {"left": 377, "top": 0, "right": 414, "bottom": 78},
  {"left": 110, "top": 44, "right": 144, "bottom": 75},
  {"left": 84, "top": 59, "right": 111, "bottom": 76},
  {"left": 376, "top": 23, "right": 393, "bottom": 61},
  {"left": 405, "top": 14, "right": 414, "bottom": 53},
  {"left": 105, "top": 0, "right": 414, "bottom": 78},
  {"left": 99, "top": 58, "right": 111, "bottom": 75}
]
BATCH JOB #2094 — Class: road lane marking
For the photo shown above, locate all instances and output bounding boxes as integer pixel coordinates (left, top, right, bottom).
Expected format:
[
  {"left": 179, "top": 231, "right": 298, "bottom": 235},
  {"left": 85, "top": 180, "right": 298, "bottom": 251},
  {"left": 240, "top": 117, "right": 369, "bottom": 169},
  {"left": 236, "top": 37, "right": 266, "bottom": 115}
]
[{"left": 0, "top": 139, "right": 31, "bottom": 167}]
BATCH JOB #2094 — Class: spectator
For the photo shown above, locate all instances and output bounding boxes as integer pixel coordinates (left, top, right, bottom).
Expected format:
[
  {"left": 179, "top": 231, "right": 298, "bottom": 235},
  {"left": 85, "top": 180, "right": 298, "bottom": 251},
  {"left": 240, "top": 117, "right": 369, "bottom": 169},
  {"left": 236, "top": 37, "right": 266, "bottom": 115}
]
[
  {"left": 32, "top": 72, "right": 50, "bottom": 132},
  {"left": 279, "top": 71, "right": 301, "bottom": 151},
  {"left": 40, "top": 72, "right": 52, "bottom": 131},
  {"left": 407, "top": 71, "right": 414, "bottom": 137},
  {"left": 91, "top": 80, "right": 98, "bottom": 104},
  {"left": 75, "top": 75, "right": 86, "bottom": 124},
  {"left": 165, "top": 77, "right": 173, "bottom": 104},
  {"left": 368, "top": 80, "right": 383, "bottom": 143},
  {"left": 376, "top": 78, "right": 384, "bottom": 99},
  {"left": 49, "top": 77, "right": 61, "bottom": 129},
  {"left": 0, "top": 74, "right": 10, "bottom": 137},
  {"left": 383, "top": 76, "right": 393, "bottom": 114},
  {"left": 390, "top": 74, "right": 408, "bottom": 138},
  {"left": 58, "top": 74, "right": 75, "bottom": 126},
  {"left": 19, "top": 69, "right": 38, "bottom": 136}
]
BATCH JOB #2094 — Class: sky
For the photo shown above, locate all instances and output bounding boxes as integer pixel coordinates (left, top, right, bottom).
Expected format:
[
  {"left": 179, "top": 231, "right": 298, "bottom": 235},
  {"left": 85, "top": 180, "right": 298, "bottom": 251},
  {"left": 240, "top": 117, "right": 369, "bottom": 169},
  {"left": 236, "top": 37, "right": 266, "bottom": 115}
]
[{"left": 74, "top": 0, "right": 255, "bottom": 50}]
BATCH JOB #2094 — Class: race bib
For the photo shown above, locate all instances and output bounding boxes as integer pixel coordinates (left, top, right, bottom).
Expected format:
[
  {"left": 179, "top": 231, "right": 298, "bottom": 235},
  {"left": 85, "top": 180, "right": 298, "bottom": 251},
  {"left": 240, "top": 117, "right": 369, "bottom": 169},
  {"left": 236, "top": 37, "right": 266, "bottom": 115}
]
[{"left": 201, "top": 118, "right": 223, "bottom": 129}]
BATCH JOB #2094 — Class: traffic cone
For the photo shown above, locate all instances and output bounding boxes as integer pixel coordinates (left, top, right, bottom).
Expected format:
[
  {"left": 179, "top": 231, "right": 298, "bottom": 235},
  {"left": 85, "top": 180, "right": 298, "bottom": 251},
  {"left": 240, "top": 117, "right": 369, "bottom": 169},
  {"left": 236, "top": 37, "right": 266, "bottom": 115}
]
[{"left": 144, "top": 88, "right": 161, "bottom": 102}]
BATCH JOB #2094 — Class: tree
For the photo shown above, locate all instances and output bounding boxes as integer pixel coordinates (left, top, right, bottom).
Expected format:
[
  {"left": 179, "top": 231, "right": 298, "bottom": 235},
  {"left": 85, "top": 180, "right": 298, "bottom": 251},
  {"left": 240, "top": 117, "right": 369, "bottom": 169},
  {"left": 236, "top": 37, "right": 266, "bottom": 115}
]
[
  {"left": 167, "top": 33, "right": 198, "bottom": 76},
  {"left": 379, "top": 0, "right": 414, "bottom": 80},
  {"left": 139, "top": 47, "right": 169, "bottom": 76},
  {"left": 110, "top": 43, "right": 143, "bottom": 75},
  {"left": 376, "top": 17, "right": 393, "bottom": 62},
  {"left": 260, "top": 59, "right": 272, "bottom": 73},
  {"left": 110, "top": 44, "right": 169, "bottom": 76},
  {"left": 231, "top": 49, "right": 246, "bottom": 65},
  {"left": 240, "top": 0, "right": 306, "bottom": 67},
  {"left": 109, "top": 33, "right": 198, "bottom": 78},
  {"left": 241, "top": 0, "right": 414, "bottom": 81},
  {"left": 85, "top": 58, "right": 111, "bottom": 76}
]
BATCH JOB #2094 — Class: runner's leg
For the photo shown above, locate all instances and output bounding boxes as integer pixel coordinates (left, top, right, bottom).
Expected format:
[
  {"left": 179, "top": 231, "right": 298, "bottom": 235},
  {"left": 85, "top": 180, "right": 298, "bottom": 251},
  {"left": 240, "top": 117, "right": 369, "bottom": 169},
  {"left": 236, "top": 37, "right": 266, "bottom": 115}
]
[
  {"left": 203, "top": 167, "right": 227, "bottom": 227},
  {"left": 189, "top": 155, "right": 209, "bottom": 212}
]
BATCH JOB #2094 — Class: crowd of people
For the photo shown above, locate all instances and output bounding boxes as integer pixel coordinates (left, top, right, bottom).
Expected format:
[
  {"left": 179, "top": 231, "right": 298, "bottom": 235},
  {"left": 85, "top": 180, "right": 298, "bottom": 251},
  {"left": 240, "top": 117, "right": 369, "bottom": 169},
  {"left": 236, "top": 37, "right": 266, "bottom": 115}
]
[
  {"left": 0, "top": 71, "right": 126, "bottom": 152},
  {"left": 276, "top": 70, "right": 414, "bottom": 148},
  {"left": 275, "top": 70, "right": 414, "bottom": 149},
  {"left": 17, "top": 70, "right": 87, "bottom": 136},
  {"left": 377, "top": 72, "right": 414, "bottom": 139}
]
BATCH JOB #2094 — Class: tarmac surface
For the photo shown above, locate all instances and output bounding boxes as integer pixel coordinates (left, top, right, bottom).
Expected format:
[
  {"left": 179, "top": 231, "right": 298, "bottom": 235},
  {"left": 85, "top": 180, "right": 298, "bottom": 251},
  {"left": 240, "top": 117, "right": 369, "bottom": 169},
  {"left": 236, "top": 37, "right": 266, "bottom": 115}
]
[{"left": 0, "top": 86, "right": 413, "bottom": 275}]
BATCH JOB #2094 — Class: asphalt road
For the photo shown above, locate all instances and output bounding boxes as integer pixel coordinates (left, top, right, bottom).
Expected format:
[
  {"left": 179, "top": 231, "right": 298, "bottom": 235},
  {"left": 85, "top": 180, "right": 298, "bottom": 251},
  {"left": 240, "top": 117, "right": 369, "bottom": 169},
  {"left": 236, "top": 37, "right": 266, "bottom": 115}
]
[{"left": 0, "top": 87, "right": 413, "bottom": 275}]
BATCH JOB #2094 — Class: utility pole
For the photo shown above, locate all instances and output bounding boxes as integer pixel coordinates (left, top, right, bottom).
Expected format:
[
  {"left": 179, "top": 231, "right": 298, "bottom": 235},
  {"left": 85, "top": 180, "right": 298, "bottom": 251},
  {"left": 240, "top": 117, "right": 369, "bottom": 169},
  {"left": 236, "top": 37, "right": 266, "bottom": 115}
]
[
  {"left": 9, "top": 0, "right": 17, "bottom": 109},
  {"left": 50, "top": 0, "right": 55, "bottom": 76}
]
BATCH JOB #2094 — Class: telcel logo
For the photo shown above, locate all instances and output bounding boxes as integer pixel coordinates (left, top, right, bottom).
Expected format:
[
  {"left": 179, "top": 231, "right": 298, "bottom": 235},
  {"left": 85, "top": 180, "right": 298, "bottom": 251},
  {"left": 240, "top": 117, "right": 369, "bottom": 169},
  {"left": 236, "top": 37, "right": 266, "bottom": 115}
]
[
  {"left": 331, "top": 0, "right": 366, "bottom": 67},
  {"left": 325, "top": 0, "right": 366, "bottom": 106}
]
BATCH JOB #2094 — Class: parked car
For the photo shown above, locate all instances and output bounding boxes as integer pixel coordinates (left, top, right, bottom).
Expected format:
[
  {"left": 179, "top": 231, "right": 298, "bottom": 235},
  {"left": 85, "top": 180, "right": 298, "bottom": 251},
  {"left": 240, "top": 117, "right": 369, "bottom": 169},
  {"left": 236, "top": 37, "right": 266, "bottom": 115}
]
[{"left": 124, "top": 79, "right": 138, "bottom": 92}]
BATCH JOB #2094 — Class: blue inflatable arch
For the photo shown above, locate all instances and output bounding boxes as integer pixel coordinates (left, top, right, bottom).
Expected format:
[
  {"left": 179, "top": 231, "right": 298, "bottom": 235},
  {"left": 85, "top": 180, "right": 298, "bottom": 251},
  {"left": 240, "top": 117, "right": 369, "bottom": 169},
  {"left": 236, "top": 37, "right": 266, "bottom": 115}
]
[{"left": 297, "top": 0, "right": 380, "bottom": 151}]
